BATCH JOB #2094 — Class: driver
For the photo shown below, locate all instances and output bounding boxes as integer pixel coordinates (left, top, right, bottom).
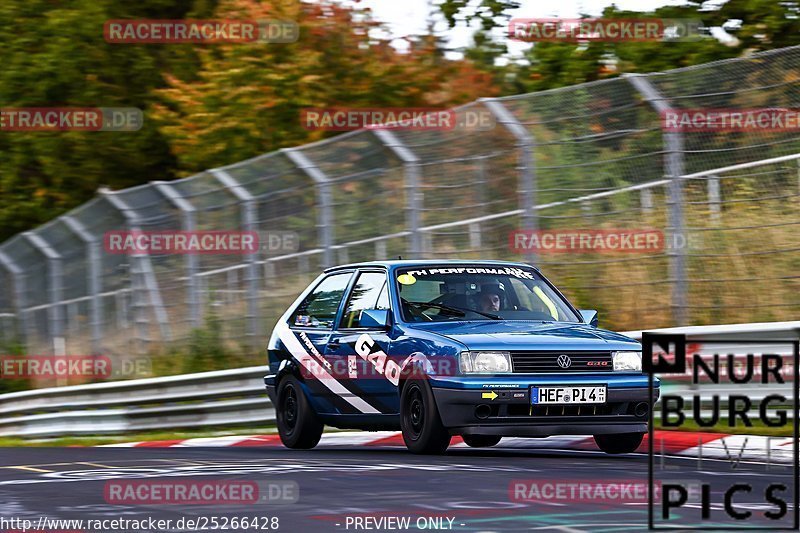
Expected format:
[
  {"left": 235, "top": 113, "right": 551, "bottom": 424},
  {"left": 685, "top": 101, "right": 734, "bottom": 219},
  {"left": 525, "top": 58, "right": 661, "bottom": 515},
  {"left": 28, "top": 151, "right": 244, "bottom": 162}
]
[{"left": 477, "top": 282, "right": 505, "bottom": 313}]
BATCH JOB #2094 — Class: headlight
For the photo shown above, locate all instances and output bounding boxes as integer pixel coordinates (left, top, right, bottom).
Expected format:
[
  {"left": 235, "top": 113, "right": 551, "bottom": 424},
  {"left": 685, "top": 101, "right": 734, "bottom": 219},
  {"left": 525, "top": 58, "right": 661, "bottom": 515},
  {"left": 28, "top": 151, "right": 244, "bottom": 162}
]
[
  {"left": 460, "top": 351, "right": 513, "bottom": 374},
  {"left": 612, "top": 351, "right": 642, "bottom": 372}
]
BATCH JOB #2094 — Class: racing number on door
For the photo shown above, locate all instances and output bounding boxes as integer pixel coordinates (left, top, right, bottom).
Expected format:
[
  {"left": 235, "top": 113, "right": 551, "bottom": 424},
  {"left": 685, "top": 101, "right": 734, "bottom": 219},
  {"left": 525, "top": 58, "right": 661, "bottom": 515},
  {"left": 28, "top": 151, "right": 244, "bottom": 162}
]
[{"left": 355, "top": 334, "right": 401, "bottom": 386}]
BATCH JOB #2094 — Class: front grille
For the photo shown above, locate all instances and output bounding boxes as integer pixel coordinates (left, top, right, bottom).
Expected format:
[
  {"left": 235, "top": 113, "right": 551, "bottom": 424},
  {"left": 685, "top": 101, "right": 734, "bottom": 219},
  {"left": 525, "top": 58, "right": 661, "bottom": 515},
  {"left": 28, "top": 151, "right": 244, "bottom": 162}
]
[{"left": 510, "top": 351, "right": 613, "bottom": 373}]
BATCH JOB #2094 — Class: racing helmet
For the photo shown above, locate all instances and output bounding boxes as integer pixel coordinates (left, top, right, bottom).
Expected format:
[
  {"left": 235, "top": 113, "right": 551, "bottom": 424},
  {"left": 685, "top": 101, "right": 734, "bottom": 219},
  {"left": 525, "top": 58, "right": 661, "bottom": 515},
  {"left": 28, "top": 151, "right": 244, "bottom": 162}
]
[{"left": 477, "top": 279, "right": 506, "bottom": 309}]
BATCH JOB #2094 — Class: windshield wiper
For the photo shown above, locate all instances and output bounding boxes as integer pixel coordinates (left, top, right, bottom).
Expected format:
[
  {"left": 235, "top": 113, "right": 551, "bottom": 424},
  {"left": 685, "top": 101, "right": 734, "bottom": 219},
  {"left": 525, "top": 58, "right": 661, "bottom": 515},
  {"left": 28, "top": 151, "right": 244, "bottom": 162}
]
[{"left": 406, "top": 301, "right": 502, "bottom": 320}]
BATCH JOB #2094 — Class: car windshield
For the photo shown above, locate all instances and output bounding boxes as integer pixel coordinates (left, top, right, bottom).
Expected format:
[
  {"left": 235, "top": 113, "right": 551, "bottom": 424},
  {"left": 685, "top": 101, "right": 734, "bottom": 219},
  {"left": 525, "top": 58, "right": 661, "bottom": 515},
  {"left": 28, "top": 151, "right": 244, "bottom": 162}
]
[{"left": 395, "top": 265, "right": 581, "bottom": 323}]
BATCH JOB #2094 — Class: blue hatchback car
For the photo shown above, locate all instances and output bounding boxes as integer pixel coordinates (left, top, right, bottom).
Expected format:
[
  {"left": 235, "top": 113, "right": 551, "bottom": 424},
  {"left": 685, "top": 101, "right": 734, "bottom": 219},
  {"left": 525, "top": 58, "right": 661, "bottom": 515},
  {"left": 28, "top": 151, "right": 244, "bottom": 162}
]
[{"left": 265, "top": 260, "right": 657, "bottom": 454}]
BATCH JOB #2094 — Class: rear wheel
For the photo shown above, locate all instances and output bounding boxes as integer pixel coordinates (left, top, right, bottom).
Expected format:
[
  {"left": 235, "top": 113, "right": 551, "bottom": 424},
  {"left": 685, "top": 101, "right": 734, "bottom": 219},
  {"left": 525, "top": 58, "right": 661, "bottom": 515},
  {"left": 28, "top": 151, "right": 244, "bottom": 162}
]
[
  {"left": 462, "top": 435, "right": 502, "bottom": 448},
  {"left": 593, "top": 432, "right": 644, "bottom": 454},
  {"left": 276, "top": 375, "right": 323, "bottom": 449},
  {"left": 401, "top": 379, "right": 451, "bottom": 454}
]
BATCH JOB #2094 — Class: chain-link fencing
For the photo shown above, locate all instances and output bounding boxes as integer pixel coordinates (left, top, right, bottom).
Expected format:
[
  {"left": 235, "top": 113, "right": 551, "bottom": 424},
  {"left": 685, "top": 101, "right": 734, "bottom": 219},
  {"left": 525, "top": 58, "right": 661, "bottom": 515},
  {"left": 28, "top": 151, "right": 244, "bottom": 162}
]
[{"left": 2, "top": 46, "right": 800, "bottom": 376}]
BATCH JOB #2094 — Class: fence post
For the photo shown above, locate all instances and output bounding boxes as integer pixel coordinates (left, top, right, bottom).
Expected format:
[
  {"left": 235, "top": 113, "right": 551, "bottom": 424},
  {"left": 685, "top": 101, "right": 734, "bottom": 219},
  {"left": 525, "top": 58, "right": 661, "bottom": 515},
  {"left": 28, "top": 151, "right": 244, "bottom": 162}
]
[
  {"left": 372, "top": 129, "right": 422, "bottom": 259},
  {"left": 482, "top": 98, "right": 537, "bottom": 265},
  {"left": 641, "top": 187, "right": 653, "bottom": 214},
  {"left": 211, "top": 169, "right": 260, "bottom": 346},
  {"left": 298, "top": 254, "right": 309, "bottom": 275},
  {"left": 469, "top": 156, "right": 487, "bottom": 252},
  {"left": 626, "top": 74, "right": 688, "bottom": 326},
  {"left": 707, "top": 175, "right": 721, "bottom": 224},
  {"left": 100, "top": 188, "right": 172, "bottom": 350},
  {"left": 336, "top": 246, "right": 349, "bottom": 265},
  {"left": 152, "top": 181, "right": 201, "bottom": 329},
  {"left": 62, "top": 216, "right": 103, "bottom": 355},
  {"left": 0, "top": 250, "right": 31, "bottom": 350},
  {"left": 264, "top": 260, "right": 276, "bottom": 282},
  {"left": 282, "top": 149, "right": 335, "bottom": 267},
  {"left": 421, "top": 231, "right": 433, "bottom": 257},
  {"left": 115, "top": 291, "right": 128, "bottom": 329},
  {"left": 226, "top": 269, "right": 238, "bottom": 304},
  {"left": 581, "top": 201, "right": 592, "bottom": 225},
  {"left": 23, "top": 232, "right": 64, "bottom": 355},
  {"left": 468, "top": 223, "right": 482, "bottom": 252},
  {"left": 375, "top": 240, "right": 387, "bottom": 260}
]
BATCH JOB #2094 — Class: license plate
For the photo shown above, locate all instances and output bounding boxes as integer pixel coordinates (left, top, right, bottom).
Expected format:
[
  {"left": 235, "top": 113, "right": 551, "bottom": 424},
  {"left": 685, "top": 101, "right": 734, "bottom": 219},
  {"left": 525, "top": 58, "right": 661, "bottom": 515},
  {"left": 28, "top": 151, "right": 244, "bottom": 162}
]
[{"left": 531, "top": 385, "right": 606, "bottom": 405}]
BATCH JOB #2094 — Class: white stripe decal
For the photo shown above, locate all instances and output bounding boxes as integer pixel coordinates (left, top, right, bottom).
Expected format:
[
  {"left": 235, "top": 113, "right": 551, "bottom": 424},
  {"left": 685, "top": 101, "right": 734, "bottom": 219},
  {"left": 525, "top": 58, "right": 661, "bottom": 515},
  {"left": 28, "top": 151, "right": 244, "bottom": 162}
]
[{"left": 276, "top": 323, "right": 380, "bottom": 414}]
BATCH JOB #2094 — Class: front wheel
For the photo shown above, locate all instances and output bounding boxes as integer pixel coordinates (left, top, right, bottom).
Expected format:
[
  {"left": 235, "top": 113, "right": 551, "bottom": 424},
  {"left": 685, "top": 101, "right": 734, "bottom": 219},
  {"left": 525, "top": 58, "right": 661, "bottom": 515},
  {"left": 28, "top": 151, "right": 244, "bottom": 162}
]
[
  {"left": 462, "top": 435, "right": 502, "bottom": 448},
  {"left": 593, "top": 432, "right": 644, "bottom": 454},
  {"left": 400, "top": 380, "right": 451, "bottom": 454},
  {"left": 276, "top": 375, "right": 324, "bottom": 449}
]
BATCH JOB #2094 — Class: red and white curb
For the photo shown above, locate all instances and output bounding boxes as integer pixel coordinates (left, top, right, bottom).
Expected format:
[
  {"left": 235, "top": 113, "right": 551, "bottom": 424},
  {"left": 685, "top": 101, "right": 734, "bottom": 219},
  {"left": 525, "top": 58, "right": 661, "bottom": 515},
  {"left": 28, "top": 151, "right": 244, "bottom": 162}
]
[{"left": 100, "top": 431, "right": 797, "bottom": 463}]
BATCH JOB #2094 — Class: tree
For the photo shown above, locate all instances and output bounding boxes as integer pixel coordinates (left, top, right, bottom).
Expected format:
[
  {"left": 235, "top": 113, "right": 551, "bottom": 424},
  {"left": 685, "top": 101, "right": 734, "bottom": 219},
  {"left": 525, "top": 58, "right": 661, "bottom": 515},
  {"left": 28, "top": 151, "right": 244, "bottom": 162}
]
[
  {"left": 455, "top": 1, "right": 800, "bottom": 94},
  {"left": 712, "top": 0, "right": 800, "bottom": 51},
  {"left": 153, "top": 0, "right": 499, "bottom": 174},
  {"left": 0, "top": 0, "right": 213, "bottom": 241},
  {"left": 438, "top": 0, "right": 520, "bottom": 31}
]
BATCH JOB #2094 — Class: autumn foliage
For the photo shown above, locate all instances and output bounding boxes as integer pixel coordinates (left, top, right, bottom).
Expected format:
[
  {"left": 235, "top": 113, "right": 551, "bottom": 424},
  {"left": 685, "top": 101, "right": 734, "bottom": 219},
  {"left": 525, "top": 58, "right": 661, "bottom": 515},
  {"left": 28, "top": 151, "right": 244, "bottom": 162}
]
[{"left": 153, "top": 0, "right": 499, "bottom": 173}]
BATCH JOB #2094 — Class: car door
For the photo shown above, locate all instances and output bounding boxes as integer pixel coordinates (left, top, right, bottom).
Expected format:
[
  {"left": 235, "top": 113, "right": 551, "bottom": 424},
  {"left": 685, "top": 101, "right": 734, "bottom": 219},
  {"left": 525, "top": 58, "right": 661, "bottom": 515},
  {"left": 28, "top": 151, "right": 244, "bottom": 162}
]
[
  {"left": 325, "top": 269, "right": 399, "bottom": 415},
  {"left": 286, "top": 270, "right": 354, "bottom": 414}
]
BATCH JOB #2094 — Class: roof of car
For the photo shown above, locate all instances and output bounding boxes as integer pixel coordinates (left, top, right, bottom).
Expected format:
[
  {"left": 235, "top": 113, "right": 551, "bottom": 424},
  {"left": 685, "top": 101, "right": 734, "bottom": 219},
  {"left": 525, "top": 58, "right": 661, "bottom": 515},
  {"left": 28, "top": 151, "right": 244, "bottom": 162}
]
[{"left": 323, "top": 259, "right": 538, "bottom": 273}]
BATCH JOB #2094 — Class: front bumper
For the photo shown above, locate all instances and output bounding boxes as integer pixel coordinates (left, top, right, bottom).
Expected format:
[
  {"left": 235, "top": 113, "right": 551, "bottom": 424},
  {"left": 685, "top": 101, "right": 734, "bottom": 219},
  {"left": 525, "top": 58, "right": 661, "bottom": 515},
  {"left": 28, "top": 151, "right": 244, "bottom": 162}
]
[
  {"left": 430, "top": 374, "right": 658, "bottom": 437},
  {"left": 264, "top": 375, "right": 277, "bottom": 405}
]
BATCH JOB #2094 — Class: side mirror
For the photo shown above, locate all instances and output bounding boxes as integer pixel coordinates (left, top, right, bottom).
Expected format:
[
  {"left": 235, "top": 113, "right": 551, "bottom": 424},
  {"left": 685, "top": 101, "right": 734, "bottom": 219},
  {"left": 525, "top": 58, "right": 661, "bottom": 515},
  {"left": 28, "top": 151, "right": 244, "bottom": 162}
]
[
  {"left": 360, "top": 309, "right": 391, "bottom": 329},
  {"left": 580, "top": 309, "right": 598, "bottom": 327}
]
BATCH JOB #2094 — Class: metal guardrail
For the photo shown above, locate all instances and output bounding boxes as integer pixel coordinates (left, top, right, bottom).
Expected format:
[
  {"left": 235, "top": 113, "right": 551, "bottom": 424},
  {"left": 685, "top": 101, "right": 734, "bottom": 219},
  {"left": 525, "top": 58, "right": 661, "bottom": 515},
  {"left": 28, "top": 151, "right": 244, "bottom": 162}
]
[
  {"left": 0, "top": 321, "right": 797, "bottom": 438},
  {"left": 621, "top": 320, "right": 800, "bottom": 342},
  {"left": 623, "top": 321, "right": 799, "bottom": 420},
  {"left": 0, "top": 366, "right": 271, "bottom": 437}
]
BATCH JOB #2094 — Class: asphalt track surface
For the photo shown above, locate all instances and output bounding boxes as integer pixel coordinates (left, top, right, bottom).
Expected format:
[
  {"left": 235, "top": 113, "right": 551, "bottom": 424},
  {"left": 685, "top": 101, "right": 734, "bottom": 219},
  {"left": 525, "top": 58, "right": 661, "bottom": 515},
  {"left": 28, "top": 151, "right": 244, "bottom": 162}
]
[{"left": 0, "top": 442, "right": 796, "bottom": 532}]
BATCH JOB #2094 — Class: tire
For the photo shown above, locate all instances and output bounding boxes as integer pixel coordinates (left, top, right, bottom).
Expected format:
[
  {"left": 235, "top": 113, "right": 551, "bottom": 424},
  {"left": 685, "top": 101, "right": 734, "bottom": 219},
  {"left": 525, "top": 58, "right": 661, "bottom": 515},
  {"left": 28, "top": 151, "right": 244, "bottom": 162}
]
[
  {"left": 276, "top": 375, "right": 324, "bottom": 449},
  {"left": 400, "top": 379, "right": 451, "bottom": 454},
  {"left": 462, "top": 435, "right": 502, "bottom": 448},
  {"left": 593, "top": 432, "right": 644, "bottom": 454}
]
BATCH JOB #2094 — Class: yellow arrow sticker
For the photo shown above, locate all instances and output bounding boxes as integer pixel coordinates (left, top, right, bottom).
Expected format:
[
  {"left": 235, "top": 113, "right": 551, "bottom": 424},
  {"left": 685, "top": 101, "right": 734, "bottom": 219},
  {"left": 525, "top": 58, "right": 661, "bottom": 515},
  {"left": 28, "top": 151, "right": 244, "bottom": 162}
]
[{"left": 481, "top": 391, "right": 498, "bottom": 400}]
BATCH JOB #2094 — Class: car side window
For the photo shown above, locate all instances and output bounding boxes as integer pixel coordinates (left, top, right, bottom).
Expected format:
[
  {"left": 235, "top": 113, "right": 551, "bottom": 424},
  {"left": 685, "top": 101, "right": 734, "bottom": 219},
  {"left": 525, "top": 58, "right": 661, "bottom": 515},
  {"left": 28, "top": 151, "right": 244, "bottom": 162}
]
[
  {"left": 291, "top": 272, "right": 352, "bottom": 329},
  {"left": 375, "top": 281, "right": 390, "bottom": 310},
  {"left": 340, "top": 271, "right": 389, "bottom": 329}
]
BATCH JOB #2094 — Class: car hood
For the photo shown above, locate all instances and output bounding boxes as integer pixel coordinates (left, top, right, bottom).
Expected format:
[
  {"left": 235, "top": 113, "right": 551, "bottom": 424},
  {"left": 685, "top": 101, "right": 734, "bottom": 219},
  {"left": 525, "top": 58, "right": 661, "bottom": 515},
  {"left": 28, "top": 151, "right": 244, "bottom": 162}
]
[{"left": 406, "top": 321, "right": 640, "bottom": 352}]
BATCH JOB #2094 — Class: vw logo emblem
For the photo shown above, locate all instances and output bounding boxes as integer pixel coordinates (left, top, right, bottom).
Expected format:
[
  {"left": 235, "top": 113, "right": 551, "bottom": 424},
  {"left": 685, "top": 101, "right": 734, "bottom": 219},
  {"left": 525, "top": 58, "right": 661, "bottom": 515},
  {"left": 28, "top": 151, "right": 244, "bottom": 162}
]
[{"left": 556, "top": 354, "right": 572, "bottom": 369}]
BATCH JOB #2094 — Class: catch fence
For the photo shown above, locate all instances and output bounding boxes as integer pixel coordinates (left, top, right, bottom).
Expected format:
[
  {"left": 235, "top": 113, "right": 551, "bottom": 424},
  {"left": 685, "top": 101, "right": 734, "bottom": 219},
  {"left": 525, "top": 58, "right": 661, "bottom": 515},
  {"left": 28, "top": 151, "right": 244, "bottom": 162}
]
[{"left": 2, "top": 46, "right": 800, "bottom": 371}]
